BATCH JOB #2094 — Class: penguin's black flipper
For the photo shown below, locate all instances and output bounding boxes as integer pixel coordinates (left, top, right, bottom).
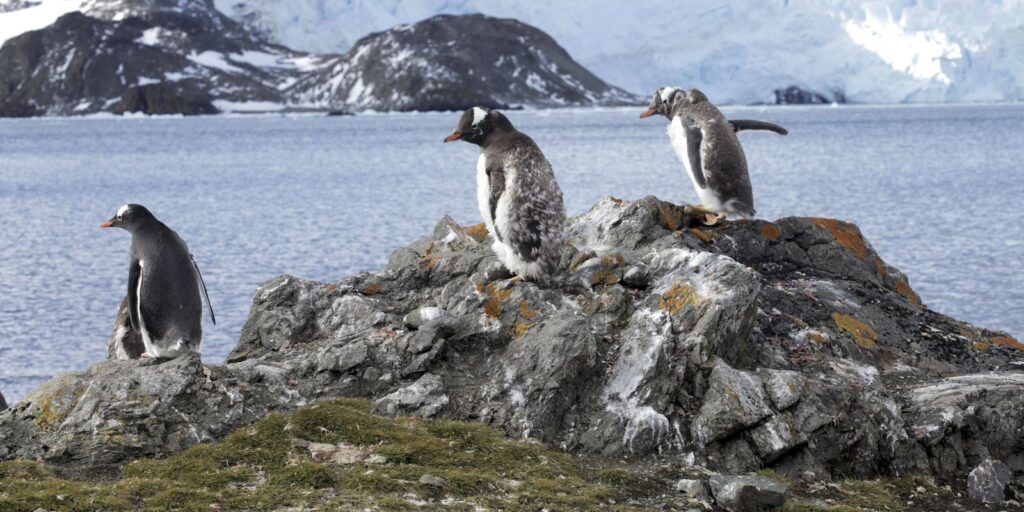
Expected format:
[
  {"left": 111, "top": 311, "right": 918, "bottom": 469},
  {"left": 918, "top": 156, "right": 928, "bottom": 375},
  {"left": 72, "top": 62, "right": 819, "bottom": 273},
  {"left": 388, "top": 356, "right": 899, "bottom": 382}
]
[
  {"left": 127, "top": 258, "right": 141, "bottom": 333},
  {"left": 729, "top": 119, "right": 788, "bottom": 135},
  {"left": 191, "top": 254, "right": 216, "bottom": 325},
  {"left": 685, "top": 123, "right": 707, "bottom": 188},
  {"left": 487, "top": 162, "right": 506, "bottom": 242}
]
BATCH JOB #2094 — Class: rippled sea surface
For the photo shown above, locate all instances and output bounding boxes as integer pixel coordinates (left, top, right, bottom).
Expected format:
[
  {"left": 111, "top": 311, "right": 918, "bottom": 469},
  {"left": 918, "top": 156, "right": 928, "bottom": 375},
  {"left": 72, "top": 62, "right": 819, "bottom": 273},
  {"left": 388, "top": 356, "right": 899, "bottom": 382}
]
[{"left": 1, "top": 105, "right": 1022, "bottom": 402}]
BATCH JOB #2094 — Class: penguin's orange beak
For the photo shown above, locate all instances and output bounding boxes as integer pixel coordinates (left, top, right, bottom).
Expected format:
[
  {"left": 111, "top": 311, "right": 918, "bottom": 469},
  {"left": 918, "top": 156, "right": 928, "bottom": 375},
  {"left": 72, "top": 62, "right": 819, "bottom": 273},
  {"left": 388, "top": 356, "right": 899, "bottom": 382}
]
[
  {"left": 639, "top": 108, "right": 657, "bottom": 119},
  {"left": 100, "top": 220, "right": 115, "bottom": 228},
  {"left": 444, "top": 132, "right": 462, "bottom": 143}
]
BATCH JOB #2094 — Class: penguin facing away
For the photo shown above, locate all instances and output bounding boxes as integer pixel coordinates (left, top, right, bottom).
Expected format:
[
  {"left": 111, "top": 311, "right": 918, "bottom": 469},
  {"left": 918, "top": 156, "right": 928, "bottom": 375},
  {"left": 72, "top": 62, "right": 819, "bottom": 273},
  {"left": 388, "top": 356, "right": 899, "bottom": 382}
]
[
  {"left": 102, "top": 204, "right": 214, "bottom": 360},
  {"left": 444, "top": 107, "right": 566, "bottom": 284},
  {"left": 641, "top": 86, "right": 787, "bottom": 225}
]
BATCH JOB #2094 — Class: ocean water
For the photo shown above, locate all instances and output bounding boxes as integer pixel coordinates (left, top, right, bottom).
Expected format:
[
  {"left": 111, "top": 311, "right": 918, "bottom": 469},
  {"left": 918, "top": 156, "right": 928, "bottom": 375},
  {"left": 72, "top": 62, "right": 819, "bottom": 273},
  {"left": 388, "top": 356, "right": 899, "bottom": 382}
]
[{"left": 1, "top": 105, "right": 1022, "bottom": 403}]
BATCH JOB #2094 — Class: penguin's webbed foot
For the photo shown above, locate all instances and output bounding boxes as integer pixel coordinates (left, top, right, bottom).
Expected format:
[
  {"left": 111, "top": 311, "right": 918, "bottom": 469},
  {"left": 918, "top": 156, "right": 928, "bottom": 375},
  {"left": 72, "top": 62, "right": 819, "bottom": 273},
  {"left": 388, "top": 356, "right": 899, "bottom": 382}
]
[
  {"left": 137, "top": 356, "right": 168, "bottom": 367},
  {"left": 505, "top": 275, "right": 526, "bottom": 284}
]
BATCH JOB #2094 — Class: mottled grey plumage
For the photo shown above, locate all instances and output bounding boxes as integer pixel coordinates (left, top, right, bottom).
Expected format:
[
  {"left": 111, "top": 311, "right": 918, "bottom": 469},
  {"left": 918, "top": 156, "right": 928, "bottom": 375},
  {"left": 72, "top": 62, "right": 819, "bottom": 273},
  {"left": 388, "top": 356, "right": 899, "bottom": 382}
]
[
  {"left": 445, "top": 107, "right": 566, "bottom": 282},
  {"left": 102, "top": 204, "right": 214, "bottom": 360},
  {"left": 642, "top": 87, "right": 787, "bottom": 219}
]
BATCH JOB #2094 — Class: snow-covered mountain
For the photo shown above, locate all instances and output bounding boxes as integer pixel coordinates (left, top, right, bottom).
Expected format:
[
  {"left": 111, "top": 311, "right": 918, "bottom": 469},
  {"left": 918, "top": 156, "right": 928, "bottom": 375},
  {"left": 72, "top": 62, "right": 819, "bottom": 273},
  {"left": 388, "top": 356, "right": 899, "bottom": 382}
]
[
  {"left": 0, "top": 0, "right": 321, "bottom": 115},
  {"left": 290, "top": 14, "right": 635, "bottom": 111},
  {"left": 214, "top": 0, "right": 1024, "bottom": 104},
  {"left": 0, "top": 1, "right": 630, "bottom": 115}
]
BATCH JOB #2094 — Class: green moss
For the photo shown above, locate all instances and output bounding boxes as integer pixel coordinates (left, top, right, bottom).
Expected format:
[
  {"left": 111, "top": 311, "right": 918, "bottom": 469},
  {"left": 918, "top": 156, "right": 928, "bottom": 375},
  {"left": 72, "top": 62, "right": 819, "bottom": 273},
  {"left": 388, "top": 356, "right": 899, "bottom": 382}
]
[
  {"left": 0, "top": 399, "right": 652, "bottom": 511},
  {"left": 783, "top": 475, "right": 951, "bottom": 512}
]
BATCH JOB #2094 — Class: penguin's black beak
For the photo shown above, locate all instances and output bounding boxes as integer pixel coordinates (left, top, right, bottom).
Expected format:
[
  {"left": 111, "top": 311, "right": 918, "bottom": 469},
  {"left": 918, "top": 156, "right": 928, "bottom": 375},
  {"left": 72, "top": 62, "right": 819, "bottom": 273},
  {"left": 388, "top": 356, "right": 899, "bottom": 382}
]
[
  {"left": 100, "top": 218, "right": 116, "bottom": 229},
  {"left": 443, "top": 132, "right": 462, "bottom": 143},
  {"left": 639, "top": 108, "right": 658, "bottom": 119}
]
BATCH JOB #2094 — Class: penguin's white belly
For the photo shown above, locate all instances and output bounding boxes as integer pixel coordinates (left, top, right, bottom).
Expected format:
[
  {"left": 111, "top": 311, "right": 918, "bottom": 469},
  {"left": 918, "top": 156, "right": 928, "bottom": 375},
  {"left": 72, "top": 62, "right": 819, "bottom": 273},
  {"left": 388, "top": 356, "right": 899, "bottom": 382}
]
[
  {"left": 667, "top": 117, "right": 725, "bottom": 213},
  {"left": 476, "top": 154, "right": 496, "bottom": 236},
  {"left": 492, "top": 240, "right": 543, "bottom": 279}
]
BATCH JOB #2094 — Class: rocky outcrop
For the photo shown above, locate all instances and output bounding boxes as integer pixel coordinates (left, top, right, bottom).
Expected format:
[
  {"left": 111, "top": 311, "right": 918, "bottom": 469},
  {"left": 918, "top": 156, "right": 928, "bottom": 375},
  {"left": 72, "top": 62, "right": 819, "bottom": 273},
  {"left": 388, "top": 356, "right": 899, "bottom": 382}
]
[
  {"left": 290, "top": 14, "right": 637, "bottom": 111},
  {"left": 773, "top": 85, "right": 842, "bottom": 105},
  {"left": 2, "top": 196, "right": 1022, "bottom": 491},
  {"left": 0, "top": 390, "right": 6, "bottom": 411}
]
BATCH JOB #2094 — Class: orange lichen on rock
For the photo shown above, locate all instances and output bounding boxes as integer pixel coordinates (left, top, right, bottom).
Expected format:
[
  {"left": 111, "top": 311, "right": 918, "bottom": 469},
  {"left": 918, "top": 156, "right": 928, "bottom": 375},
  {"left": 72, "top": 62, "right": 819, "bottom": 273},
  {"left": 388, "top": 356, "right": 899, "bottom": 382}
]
[
  {"left": 973, "top": 341, "right": 991, "bottom": 351},
  {"left": 991, "top": 336, "right": 1024, "bottom": 351},
  {"left": 361, "top": 283, "right": 383, "bottom": 295},
  {"left": 689, "top": 228, "right": 715, "bottom": 243},
  {"left": 657, "top": 202, "right": 684, "bottom": 231},
  {"left": 894, "top": 279, "right": 922, "bottom": 305},
  {"left": 832, "top": 312, "right": 879, "bottom": 349},
  {"left": 760, "top": 223, "right": 781, "bottom": 241},
  {"left": 592, "top": 269, "right": 620, "bottom": 286},
  {"left": 512, "top": 322, "right": 534, "bottom": 338},
  {"left": 873, "top": 257, "right": 887, "bottom": 277},
  {"left": 810, "top": 218, "right": 869, "bottom": 258},
  {"left": 481, "top": 283, "right": 513, "bottom": 319},
  {"left": 462, "top": 223, "right": 489, "bottom": 242},
  {"left": 518, "top": 300, "right": 539, "bottom": 320},
  {"left": 659, "top": 282, "right": 700, "bottom": 315}
]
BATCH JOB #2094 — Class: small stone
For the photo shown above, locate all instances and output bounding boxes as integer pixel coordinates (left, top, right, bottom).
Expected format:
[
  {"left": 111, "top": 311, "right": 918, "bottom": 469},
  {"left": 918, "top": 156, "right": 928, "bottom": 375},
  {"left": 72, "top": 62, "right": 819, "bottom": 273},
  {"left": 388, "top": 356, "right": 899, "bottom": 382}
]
[
  {"left": 403, "top": 307, "right": 445, "bottom": 330},
  {"left": 675, "top": 478, "right": 710, "bottom": 501},
  {"left": 498, "top": 478, "right": 524, "bottom": 491},
  {"left": 308, "top": 442, "right": 371, "bottom": 464},
  {"left": 362, "top": 367, "right": 381, "bottom": 381},
  {"left": 366, "top": 454, "right": 387, "bottom": 464},
  {"left": 419, "top": 474, "right": 447, "bottom": 488},
  {"left": 406, "top": 328, "right": 437, "bottom": 354},
  {"left": 968, "top": 459, "right": 1011, "bottom": 504},
  {"left": 621, "top": 265, "right": 650, "bottom": 288},
  {"left": 709, "top": 475, "right": 788, "bottom": 512}
]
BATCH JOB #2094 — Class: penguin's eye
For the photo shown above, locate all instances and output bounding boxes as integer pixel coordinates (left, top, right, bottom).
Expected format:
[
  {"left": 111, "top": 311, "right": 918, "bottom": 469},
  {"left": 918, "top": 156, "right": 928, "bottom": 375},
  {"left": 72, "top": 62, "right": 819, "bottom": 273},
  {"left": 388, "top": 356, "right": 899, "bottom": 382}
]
[{"left": 117, "top": 214, "right": 123, "bottom": 221}]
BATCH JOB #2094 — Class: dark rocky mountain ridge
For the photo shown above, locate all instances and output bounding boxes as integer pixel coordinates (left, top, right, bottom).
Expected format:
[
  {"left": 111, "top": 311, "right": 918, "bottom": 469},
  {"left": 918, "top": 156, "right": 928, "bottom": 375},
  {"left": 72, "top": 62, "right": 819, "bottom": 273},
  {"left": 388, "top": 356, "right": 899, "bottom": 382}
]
[
  {"left": 0, "top": 3, "right": 637, "bottom": 116},
  {"left": 2, "top": 196, "right": 1023, "bottom": 509}
]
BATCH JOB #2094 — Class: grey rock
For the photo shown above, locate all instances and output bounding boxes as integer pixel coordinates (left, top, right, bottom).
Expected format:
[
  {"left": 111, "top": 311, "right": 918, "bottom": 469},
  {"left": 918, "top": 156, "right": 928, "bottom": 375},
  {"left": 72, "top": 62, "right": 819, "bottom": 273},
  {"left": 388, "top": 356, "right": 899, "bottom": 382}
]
[
  {"left": 693, "top": 363, "right": 773, "bottom": 445},
  {"left": 322, "top": 340, "right": 369, "bottom": 373},
  {"left": 6, "top": 196, "right": 1024, "bottom": 489},
  {"left": 748, "top": 413, "right": 802, "bottom": 462},
  {"left": 709, "top": 475, "right": 788, "bottom": 512},
  {"left": 968, "top": 459, "right": 1011, "bottom": 504},
  {"left": 372, "top": 373, "right": 448, "bottom": 418},
  {"left": 675, "top": 478, "right": 710, "bottom": 501},
  {"left": 0, "top": 353, "right": 301, "bottom": 478},
  {"left": 0, "top": 390, "right": 6, "bottom": 411},
  {"left": 419, "top": 474, "right": 447, "bottom": 488},
  {"left": 621, "top": 265, "right": 650, "bottom": 288},
  {"left": 405, "top": 328, "right": 437, "bottom": 354},
  {"left": 757, "top": 368, "right": 804, "bottom": 410}
]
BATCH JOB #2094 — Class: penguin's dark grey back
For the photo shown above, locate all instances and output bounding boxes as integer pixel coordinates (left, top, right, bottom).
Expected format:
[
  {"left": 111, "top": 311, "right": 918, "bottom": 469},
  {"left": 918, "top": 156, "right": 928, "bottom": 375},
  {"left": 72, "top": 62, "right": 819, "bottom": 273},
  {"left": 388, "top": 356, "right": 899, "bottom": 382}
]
[
  {"left": 131, "top": 220, "right": 204, "bottom": 349},
  {"left": 673, "top": 90, "right": 754, "bottom": 216}
]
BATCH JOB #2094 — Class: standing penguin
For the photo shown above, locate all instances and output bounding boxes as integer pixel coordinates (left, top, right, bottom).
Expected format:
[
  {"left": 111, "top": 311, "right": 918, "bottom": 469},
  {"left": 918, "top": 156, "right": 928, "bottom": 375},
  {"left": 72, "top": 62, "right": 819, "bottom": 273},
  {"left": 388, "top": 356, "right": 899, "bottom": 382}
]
[
  {"left": 444, "top": 107, "right": 566, "bottom": 284},
  {"left": 641, "top": 87, "right": 787, "bottom": 225},
  {"left": 102, "top": 204, "right": 215, "bottom": 361}
]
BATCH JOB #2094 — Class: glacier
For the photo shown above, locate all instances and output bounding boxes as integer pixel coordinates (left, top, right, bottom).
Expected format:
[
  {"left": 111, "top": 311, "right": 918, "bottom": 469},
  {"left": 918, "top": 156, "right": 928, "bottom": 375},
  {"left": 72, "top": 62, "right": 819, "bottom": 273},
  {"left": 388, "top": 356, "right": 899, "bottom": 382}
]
[
  {"left": 212, "top": 0, "right": 1024, "bottom": 103},
  {"left": 3, "top": 0, "right": 1023, "bottom": 103}
]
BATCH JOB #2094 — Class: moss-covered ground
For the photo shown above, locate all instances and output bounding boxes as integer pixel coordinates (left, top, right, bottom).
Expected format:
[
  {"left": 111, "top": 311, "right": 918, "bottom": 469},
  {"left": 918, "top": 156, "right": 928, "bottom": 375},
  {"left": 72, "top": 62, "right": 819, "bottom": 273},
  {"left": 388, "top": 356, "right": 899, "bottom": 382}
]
[{"left": 1, "top": 399, "right": 1019, "bottom": 511}]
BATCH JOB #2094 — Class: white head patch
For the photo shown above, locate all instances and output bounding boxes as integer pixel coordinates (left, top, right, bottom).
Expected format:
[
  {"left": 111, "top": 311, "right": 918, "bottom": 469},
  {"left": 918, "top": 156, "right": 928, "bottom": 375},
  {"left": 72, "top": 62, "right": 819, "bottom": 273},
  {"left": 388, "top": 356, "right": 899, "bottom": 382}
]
[
  {"left": 117, "top": 204, "right": 130, "bottom": 217},
  {"left": 472, "top": 107, "right": 487, "bottom": 126},
  {"left": 660, "top": 86, "right": 681, "bottom": 102}
]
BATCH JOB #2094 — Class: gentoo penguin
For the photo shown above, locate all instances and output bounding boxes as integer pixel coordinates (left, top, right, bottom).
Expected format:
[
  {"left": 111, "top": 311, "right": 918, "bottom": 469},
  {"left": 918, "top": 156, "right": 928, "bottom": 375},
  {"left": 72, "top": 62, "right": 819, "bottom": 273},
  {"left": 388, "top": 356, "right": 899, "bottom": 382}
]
[
  {"left": 102, "top": 204, "right": 215, "bottom": 360},
  {"left": 641, "top": 86, "right": 787, "bottom": 224},
  {"left": 444, "top": 107, "right": 566, "bottom": 284}
]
